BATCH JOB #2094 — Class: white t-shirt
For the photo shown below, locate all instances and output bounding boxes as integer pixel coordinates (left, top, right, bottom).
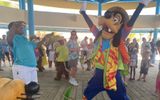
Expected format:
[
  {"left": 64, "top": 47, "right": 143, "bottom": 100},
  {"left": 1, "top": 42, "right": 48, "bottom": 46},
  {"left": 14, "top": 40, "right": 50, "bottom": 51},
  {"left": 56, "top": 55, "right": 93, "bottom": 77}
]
[
  {"left": 48, "top": 44, "right": 54, "bottom": 61},
  {"left": 80, "top": 39, "right": 88, "bottom": 51}
]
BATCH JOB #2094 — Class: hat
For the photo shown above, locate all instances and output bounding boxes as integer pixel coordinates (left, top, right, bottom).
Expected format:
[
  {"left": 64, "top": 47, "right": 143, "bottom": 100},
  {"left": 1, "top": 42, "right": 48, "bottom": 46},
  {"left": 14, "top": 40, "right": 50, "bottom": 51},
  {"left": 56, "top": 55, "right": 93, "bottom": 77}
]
[
  {"left": 53, "top": 41, "right": 60, "bottom": 49},
  {"left": 56, "top": 36, "right": 64, "bottom": 41}
]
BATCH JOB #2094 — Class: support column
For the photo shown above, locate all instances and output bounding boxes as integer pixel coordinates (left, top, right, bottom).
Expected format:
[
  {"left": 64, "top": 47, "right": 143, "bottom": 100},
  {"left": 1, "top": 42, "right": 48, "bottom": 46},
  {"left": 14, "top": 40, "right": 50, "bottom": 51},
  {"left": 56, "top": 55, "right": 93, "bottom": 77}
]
[
  {"left": 19, "top": 0, "right": 26, "bottom": 10},
  {"left": 27, "top": 0, "right": 35, "bottom": 35},
  {"left": 98, "top": 2, "right": 102, "bottom": 16},
  {"left": 154, "top": 29, "right": 158, "bottom": 43},
  {"left": 152, "top": 0, "right": 160, "bottom": 62},
  {"left": 156, "top": 0, "right": 160, "bottom": 15},
  {"left": 152, "top": 29, "right": 158, "bottom": 63}
]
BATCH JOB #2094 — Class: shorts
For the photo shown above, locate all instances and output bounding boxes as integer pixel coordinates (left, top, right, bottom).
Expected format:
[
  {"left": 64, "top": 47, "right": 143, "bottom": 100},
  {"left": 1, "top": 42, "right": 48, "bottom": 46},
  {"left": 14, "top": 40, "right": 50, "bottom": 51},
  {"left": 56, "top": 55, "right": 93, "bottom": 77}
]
[
  {"left": 129, "top": 59, "right": 137, "bottom": 67},
  {"left": 140, "top": 66, "right": 149, "bottom": 75},
  {"left": 68, "top": 58, "right": 78, "bottom": 68},
  {"left": 48, "top": 51, "right": 54, "bottom": 61},
  {"left": 12, "top": 64, "right": 38, "bottom": 84}
]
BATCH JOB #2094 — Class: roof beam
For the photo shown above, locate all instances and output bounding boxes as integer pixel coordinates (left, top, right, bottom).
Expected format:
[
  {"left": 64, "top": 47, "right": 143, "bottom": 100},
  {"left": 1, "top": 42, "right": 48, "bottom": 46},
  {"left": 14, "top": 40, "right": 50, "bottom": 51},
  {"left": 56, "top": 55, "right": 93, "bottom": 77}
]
[{"left": 156, "top": 0, "right": 160, "bottom": 15}]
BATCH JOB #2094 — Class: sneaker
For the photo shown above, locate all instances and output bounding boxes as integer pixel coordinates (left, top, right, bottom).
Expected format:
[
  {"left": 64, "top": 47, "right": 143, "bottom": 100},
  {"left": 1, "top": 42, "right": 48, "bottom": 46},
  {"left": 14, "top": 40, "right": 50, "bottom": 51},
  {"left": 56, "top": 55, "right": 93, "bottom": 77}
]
[
  {"left": 69, "top": 78, "right": 78, "bottom": 86},
  {"left": 73, "top": 79, "right": 78, "bottom": 86},
  {"left": 54, "top": 77, "right": 61, "bottom": 81}
]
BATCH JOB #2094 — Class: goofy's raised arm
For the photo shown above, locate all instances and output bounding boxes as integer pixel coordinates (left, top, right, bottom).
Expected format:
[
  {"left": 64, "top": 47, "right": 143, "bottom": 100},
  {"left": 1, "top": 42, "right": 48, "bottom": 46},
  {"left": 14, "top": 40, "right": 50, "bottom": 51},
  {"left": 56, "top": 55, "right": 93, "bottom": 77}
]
[
  {"left": 80, "top": 2, "right": 99, "bottom": 37},
  {"left": 122, "top": 0, "right": 152, "bottom": 39}
]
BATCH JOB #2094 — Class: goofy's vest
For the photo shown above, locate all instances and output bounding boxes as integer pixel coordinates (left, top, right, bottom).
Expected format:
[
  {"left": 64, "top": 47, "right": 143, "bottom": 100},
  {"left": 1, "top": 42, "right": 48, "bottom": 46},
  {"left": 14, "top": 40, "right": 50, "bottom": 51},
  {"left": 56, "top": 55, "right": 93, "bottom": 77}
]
[{"left": 92, "top": 37, "right": 125, "bottom": 91}]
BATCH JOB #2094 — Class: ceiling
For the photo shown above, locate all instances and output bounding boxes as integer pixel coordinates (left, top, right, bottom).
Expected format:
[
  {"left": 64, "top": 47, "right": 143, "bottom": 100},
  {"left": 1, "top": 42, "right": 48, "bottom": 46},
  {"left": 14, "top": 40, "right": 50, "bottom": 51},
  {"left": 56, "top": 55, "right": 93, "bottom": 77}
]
[{"left": 11, "top": 0, "right": 157, "bottom": 10}]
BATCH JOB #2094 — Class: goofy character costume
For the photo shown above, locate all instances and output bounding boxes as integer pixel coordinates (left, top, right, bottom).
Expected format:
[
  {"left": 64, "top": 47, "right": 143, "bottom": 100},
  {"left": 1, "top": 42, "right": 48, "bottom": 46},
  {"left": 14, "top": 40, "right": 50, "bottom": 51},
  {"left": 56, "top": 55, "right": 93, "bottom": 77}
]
[{"left": 80, "top": 0, "right": 152, "bottom": 100}]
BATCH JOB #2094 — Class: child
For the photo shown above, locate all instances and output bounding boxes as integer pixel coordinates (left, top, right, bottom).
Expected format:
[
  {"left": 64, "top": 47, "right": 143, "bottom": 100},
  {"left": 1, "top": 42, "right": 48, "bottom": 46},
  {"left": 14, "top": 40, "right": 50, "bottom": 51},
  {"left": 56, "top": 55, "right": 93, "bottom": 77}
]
[
  {"left": 129, "top": 39, "right": 139, "bottom": 80},
  {"left": 48, "top": 43, "right": 55, "bottom": 68},
  {"left": 156, "top": 40, "right": 160, "bottom": 100},
  {"left": 54, "top": 37, "right": 69, "bottom": 81}
]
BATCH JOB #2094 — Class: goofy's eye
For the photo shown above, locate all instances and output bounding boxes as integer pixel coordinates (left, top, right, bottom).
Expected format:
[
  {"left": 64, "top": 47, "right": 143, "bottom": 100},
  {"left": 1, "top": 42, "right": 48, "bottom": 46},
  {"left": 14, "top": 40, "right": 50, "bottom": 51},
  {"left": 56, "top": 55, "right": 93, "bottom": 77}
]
[{"left": 113, "top": 18, "right": 119, "bottom": 23}]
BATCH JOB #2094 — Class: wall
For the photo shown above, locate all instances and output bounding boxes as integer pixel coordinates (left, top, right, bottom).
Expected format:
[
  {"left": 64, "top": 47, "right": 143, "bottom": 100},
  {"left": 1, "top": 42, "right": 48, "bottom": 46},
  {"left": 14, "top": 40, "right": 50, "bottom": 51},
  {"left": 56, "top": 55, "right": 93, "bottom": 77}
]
[
  {"left": 0, "top": 6, "right": 159, "bottom": 31},
  {"left": 0, "top": 6, "right": 25, "bottom": 24}
]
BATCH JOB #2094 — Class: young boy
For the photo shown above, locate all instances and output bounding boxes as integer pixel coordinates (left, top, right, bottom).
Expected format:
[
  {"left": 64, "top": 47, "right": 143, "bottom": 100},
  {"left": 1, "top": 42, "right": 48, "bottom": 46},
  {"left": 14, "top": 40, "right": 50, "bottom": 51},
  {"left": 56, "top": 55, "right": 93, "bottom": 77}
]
[{"left": 54, "top": 37, "right": 69, "bottom": 81}]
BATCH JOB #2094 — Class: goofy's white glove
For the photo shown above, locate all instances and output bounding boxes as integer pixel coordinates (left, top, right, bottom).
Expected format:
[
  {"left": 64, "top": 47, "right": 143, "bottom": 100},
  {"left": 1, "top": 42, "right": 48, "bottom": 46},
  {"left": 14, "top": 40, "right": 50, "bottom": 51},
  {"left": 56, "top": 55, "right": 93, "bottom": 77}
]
[
  {"left": 141, "top": 0, "right": 152, "bottom": 6},
  {"left": 80, "top": 1, "right": 87, "bottom": 12}
]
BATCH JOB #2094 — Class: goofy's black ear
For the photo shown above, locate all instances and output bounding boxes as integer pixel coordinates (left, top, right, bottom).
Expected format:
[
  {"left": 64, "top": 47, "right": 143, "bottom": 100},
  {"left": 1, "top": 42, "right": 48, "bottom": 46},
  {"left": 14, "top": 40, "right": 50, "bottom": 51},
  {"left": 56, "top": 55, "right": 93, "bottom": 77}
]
[
  {"left": 112, "top": 25, "right": 123, "bottom": 47},
  {"left": 113, "top": 13, "right": 123, "bottom": 24}
]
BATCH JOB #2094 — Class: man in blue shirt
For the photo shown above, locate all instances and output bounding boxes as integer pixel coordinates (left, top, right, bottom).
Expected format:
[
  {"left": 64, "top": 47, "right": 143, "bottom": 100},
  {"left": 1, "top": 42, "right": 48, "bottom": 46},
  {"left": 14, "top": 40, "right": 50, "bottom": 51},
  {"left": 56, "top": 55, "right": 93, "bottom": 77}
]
[{"left": 7, "top": 21, "right": 45, "bottom": 85}]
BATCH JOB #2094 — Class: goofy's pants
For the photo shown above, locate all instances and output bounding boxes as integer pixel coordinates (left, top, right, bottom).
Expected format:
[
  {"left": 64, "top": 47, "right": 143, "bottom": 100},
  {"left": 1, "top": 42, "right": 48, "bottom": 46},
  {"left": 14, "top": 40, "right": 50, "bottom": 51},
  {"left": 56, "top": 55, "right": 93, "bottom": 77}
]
[{"left": 83, "top": 68, "right": 130, "bottom": 100}]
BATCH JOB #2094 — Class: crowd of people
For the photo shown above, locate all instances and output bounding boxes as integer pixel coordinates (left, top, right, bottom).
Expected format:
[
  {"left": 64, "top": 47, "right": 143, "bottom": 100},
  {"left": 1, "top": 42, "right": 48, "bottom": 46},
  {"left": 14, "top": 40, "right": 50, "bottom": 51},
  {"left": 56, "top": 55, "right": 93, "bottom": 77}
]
[
  {"left": 1, "top": 27, "right": 157, "bottom": 83},
  {"left": 26, "top": 31, "right": 158, "bottom": 86},
  {"left": 0, "top": 20, "right": 159, "bottom": 99},
  {"left": 46, "top": 30, "right": 94, "bottom": 86},
  {"left": 0, "top": 22, "right": 95, "bottom": 86},
  {"left": 125, "top": 37, "right": 157, "bottom": 82},
  {"left": 125, "top": 37, "right": 160, "bottom": 99}
]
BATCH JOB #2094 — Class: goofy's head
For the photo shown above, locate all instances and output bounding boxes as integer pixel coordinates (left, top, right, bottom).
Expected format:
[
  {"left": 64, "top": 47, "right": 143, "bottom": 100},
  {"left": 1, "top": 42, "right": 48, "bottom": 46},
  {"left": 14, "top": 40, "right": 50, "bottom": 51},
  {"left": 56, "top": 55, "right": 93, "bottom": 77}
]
[{"left": 98, "top": 7, "right": 129, "bottom": 47}]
